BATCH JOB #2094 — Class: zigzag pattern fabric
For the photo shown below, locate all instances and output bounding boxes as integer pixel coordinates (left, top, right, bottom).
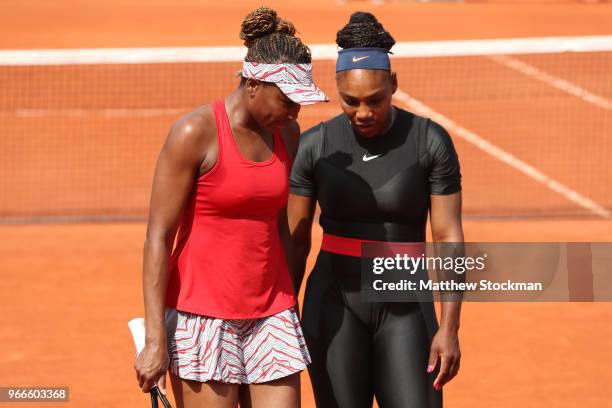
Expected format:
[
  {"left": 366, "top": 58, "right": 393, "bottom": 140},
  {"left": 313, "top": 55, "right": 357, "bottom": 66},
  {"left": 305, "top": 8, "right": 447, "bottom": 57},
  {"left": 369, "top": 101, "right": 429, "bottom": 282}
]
[
  {"left": 241, "top": 62, "right": 328, "bottom": 105},
  {"left": 242, "top": 62, "right": 313, "bottom": 85},
  {"left": 165, "top": 307, "right": 311, "bottom": 384}
]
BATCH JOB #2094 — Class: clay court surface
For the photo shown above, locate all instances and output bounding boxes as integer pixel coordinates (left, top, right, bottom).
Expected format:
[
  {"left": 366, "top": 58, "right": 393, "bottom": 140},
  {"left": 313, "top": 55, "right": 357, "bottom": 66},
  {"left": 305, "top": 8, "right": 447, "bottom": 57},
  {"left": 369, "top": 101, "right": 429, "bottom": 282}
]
[{"left": 1, "top": 0, "right": 612, "bottom": 406}]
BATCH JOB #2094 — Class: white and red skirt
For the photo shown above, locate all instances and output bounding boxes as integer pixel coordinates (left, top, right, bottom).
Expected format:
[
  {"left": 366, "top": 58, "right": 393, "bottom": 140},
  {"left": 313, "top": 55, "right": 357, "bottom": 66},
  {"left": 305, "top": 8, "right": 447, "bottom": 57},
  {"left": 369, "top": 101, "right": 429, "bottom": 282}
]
[{"left": 165, "top": 306, "right": 310, "bottom": 384}]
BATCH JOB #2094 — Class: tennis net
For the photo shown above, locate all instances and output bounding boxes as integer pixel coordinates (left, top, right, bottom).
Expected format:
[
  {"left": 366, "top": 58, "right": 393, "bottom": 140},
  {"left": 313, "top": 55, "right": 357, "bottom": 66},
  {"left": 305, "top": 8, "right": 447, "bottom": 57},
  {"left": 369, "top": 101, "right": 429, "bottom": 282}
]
[{"left": 1, "top": 36, "right": 611, "bottom": 222}]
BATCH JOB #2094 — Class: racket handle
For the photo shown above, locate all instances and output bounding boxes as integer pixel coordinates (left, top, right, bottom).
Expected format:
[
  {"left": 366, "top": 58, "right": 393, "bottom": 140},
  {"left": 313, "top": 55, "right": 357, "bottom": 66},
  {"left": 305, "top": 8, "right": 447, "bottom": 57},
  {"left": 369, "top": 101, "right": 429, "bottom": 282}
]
[
  {"left": 151, "top": 386, "right": 172, "bottom": 408},
  {"left": 150, "top": 387, "right": 159, "bottom": 408}
]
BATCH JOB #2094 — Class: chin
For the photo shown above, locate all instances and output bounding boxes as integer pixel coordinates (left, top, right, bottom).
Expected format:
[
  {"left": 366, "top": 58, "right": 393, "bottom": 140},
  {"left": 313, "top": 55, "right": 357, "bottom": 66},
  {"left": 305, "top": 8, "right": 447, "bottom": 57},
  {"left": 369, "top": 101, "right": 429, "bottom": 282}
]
[{"left": 355, "top": 126, "right": 381, "bottom": 138}]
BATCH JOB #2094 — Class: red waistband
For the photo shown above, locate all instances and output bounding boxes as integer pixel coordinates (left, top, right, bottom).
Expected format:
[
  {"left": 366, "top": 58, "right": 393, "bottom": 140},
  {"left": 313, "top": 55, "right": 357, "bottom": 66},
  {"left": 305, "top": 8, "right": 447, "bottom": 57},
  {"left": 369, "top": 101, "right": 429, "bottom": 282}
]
[{"left": 321, "top": 233, "right": 425, "bottom": 258}]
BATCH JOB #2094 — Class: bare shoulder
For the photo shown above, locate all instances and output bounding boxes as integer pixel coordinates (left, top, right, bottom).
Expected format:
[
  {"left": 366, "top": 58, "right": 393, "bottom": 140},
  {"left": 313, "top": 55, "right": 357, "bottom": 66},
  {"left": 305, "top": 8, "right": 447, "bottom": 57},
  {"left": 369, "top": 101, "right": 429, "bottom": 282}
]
[
  {"left": 280, "top": 120, "right": 301, "bottom": 159},
  {"left": 167, "top": 105, "right": 215, "bottom": 148},
  {"left": 163, "top": 104, "right": 217, "bottom": 165}
]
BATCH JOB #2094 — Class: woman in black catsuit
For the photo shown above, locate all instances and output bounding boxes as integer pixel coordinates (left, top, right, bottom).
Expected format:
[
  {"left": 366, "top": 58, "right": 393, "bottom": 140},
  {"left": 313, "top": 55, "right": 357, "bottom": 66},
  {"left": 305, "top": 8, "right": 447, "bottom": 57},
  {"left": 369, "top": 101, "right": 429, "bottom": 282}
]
[{"left": 288, "top": 12, "right": 464, "bottom": 408}]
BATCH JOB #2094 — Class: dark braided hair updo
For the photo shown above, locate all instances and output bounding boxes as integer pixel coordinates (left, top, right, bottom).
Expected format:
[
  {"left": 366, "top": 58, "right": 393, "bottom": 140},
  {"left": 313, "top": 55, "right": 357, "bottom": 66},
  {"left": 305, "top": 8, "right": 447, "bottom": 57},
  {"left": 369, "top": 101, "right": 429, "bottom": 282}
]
[
  {"left": 240, "top": 7, "right": 312, "bottom": 64},
  {"left": 336, "top": 11, "right": 395, "bottom": 51}
]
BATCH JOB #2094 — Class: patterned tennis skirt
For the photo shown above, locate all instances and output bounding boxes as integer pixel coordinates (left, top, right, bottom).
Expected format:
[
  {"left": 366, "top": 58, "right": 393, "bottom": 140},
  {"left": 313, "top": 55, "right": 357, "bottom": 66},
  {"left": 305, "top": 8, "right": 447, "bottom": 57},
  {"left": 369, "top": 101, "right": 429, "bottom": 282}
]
[{"left": 164, "top": 307, "right": 311, "bottom": 384}]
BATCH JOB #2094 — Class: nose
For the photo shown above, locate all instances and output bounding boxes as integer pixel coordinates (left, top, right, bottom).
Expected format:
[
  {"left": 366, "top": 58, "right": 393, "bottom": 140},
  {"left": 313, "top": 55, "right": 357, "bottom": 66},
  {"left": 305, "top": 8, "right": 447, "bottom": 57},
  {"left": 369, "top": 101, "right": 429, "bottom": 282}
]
[{"left": 355, "top": 103, "right": 372, "bottom": 122}]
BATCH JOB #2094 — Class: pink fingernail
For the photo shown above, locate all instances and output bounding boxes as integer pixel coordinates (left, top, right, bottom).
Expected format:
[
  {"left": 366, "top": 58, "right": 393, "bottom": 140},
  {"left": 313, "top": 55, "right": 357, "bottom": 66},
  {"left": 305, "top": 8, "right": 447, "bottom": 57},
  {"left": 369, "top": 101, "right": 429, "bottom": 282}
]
[{"left": 427, "top": 365, "right": 434, "bottom": 373}]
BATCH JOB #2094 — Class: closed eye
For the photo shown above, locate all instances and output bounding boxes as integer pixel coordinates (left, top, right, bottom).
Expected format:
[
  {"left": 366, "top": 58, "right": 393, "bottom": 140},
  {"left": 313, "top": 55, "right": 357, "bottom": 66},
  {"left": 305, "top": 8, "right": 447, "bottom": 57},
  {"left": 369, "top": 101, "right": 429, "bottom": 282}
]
[{"left": 343, "top": 97, "right": 359, "bottom": 107}]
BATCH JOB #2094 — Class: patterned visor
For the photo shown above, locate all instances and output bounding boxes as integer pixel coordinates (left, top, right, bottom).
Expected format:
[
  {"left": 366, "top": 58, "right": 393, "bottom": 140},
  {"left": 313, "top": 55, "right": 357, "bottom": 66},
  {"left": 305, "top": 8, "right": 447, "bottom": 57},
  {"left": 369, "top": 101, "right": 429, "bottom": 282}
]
[{"left": 241, "top": 62, "right": 328, "bottom": 105}]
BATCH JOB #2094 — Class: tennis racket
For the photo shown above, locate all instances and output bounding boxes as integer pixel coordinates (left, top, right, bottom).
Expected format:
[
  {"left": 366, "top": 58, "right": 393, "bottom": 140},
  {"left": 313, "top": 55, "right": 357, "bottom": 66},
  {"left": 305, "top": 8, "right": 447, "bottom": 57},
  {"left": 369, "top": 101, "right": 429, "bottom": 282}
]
[{"left": 128, "top": 318, "right": 173, "bottom": 408}]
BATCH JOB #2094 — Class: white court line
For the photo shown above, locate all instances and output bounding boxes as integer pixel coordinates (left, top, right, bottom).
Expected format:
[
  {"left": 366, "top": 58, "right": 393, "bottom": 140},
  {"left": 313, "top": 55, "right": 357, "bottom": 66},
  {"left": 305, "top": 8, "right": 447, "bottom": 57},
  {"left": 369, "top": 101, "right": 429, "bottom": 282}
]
[
  {"left": 2, "top": 36, "right": 611, "bottom": 65},
  {"left": 489, "top": 55, "right": 612, "bottom": 111},
  {"left": 393, "top": 89, "right": 612, "bottom": 219}
]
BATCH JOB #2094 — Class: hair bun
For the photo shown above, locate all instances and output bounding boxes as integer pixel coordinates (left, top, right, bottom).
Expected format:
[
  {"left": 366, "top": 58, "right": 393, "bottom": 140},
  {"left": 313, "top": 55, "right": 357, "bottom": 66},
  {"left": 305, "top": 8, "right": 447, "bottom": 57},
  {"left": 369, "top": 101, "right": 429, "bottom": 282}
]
[
  {"left": 336, "top": 11, "right": 395, "bottom": 51},
  {"left": 276, "top": 19, "right": 296, "bottom": 37},
  {"left": 240, "top": 6, "right": 296, "bottom": 48},
  {"left": 348, "top": 11, "right": 382, "bottom": 27}
]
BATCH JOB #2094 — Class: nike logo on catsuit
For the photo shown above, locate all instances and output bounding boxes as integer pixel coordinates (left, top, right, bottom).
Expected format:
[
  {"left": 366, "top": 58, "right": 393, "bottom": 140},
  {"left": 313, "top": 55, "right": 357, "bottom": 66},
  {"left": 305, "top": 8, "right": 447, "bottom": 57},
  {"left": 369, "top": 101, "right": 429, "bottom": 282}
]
[
  {"left": 352, "top": 56, "right": 370, "bottom": 63},
  {"left": 362, "top": 154, "right": 381, "bottom": 162}
]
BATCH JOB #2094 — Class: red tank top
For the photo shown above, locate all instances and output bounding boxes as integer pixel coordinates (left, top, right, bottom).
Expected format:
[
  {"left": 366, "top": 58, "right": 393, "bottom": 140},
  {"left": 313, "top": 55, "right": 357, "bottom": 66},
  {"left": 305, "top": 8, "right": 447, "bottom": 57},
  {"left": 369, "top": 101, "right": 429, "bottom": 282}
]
[{"left": 165, "top": 100, "right": 296, "bottom": 319}]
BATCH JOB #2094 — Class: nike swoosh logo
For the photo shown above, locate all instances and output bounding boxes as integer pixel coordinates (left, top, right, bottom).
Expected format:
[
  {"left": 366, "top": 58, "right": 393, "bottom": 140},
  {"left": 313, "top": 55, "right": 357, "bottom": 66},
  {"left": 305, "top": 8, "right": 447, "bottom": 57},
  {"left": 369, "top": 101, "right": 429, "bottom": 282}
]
[
  {"left": 352, "top": 56, "right": 370, "bottom": 63},
  {"left": 362, "top": 154, "right": 381, "bottom": 162}
]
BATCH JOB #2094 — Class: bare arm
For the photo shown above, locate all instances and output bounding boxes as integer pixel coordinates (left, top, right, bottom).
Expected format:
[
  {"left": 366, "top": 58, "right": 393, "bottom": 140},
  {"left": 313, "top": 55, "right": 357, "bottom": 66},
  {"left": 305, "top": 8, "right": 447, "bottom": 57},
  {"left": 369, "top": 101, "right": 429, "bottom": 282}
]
[
  {"left": 287, "top": 194, "right": 316, "bottom": 295},
  {"left": 284, "top": 122, "right": 321, "bottom": 295},
  {"left": 278, "top": 121, "right": 313, "bottom": 296},
  {"left": 428, "top": 191, "right": 464, "bottom": 390},
  {"left": 430, "top": 192, "right": 464, "bottom": 330},
  {"left": 136, "top": 110, "right": 211, "bottom": 393}
]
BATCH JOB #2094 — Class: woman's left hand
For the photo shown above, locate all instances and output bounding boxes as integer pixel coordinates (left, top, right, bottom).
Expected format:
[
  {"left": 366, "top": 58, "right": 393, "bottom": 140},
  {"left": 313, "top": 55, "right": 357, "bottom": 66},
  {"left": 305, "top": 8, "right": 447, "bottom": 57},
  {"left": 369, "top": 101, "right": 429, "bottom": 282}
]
[{"left": 428, "top": 325, "right": 461, "bottom": 391}]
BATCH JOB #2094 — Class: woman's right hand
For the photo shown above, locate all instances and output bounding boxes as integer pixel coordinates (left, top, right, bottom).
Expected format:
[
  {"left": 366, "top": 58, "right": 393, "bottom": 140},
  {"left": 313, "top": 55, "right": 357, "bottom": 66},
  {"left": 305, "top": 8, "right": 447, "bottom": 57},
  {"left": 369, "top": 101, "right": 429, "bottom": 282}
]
[{"left": 134, "top": 342, "right": 169, "bottom": 394}]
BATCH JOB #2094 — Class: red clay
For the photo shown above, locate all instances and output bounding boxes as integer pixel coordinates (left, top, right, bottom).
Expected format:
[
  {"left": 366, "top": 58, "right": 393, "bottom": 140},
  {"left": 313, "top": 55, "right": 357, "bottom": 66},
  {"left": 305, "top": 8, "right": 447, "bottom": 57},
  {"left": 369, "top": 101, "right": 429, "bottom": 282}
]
[
  {"left": 1, "top": 221, "right": 611, "bottom": 407},
  {"left": 2, "top": 1, "right": 612, "bottom": 49}
]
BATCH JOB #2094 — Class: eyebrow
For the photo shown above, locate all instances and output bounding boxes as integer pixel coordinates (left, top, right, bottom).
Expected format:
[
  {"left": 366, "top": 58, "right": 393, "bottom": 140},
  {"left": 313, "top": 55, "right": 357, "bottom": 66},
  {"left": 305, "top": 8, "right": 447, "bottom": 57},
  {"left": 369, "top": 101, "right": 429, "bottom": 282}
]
[{"left": 339, "top": 90, "right": 386, "bottom": 100}]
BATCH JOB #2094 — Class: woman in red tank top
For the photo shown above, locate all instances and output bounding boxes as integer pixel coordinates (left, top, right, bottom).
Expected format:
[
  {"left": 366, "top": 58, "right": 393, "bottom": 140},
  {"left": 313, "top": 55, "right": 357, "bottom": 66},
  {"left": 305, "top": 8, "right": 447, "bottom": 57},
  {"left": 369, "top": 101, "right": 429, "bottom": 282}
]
[{"left": 133, "top": 7, "right": 327, "bottom": 408}]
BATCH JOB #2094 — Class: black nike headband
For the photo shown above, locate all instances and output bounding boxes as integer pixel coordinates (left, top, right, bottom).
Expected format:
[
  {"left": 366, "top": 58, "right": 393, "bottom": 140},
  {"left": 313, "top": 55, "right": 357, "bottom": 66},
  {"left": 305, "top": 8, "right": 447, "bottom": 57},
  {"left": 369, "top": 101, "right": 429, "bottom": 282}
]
[{"left": 336, "top": 48, "right": 391, "bottom": 72}]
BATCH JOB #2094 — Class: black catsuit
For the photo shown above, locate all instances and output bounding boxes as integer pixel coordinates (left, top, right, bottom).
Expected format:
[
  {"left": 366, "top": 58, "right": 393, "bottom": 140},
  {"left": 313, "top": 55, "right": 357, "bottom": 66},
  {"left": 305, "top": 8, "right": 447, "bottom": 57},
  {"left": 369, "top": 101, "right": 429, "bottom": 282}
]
[{"left": 290, "top": 108, "right": 461, "bottom": 408}]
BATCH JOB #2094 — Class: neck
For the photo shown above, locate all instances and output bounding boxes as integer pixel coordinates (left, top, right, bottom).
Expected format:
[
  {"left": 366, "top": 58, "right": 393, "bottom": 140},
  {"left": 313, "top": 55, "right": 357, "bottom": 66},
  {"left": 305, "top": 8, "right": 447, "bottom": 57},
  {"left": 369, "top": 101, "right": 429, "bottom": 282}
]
[
  {"left": 382, "top": 106, "right": 396, "bottom": 135},
  {"left": 225, "top": 89, "right": 266, "bottom": 134}
]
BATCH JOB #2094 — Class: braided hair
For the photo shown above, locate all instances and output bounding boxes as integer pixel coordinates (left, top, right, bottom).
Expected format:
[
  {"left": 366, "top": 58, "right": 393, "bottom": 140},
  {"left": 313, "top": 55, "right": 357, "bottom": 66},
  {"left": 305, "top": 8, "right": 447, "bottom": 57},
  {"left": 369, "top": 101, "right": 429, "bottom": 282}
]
[
  {"left": 336, "top": 11, "right": 395, "bottom": 51},
  {"left": 240, "top": 7, "right": 311, "bottom": 64}
]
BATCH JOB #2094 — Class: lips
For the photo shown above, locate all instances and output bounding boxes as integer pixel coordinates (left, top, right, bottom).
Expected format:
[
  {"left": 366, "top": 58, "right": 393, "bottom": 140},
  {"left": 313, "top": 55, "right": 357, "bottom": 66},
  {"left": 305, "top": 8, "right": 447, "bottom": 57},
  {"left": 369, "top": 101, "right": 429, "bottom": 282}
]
[
  {"left": 355, "top": 123, "right": 376, "bottom": 134},
  {"left": 354, "top": 123, "right": 379, "bottom": 137}
]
